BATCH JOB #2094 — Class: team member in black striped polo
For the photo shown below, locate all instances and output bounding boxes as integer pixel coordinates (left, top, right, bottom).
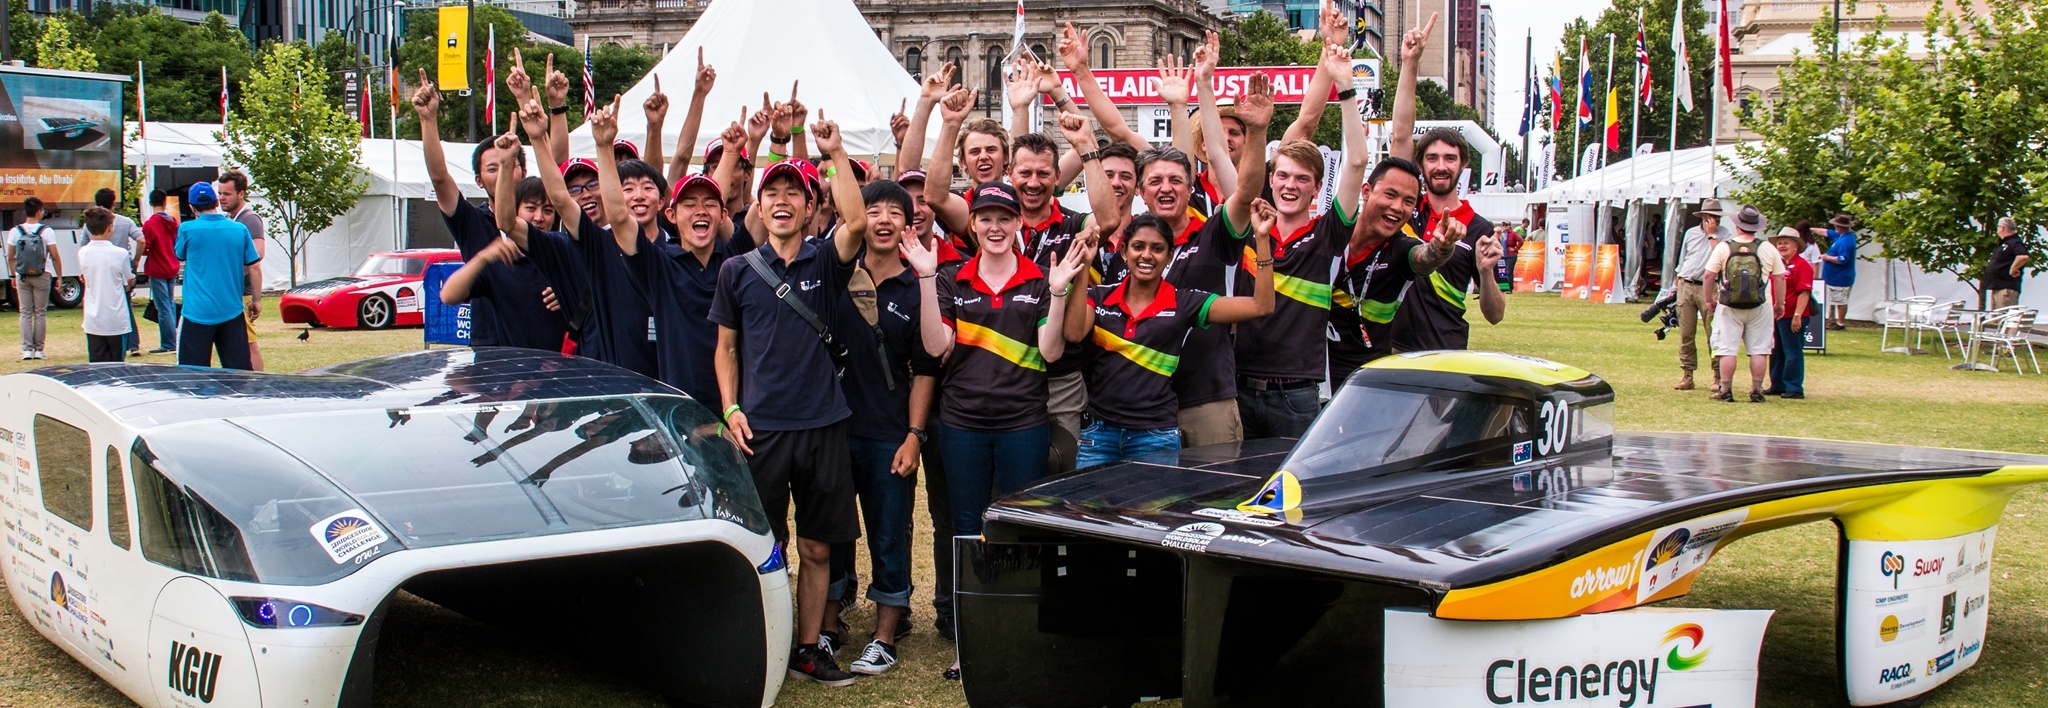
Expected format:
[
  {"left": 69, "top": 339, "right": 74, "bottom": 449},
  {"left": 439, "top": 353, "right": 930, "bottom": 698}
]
[
  {"left": 1330, "top": 157, "right": 1464, "bottom": 370},
  {"left": 1065, "top": 203, "right": 1278, "bottom": 468},
  {"left": 1387, "top": 127, "right": 1507, "bottom": 353},
  {"left": 900, "top": 181, "right": 1093, "bottom": 678}
]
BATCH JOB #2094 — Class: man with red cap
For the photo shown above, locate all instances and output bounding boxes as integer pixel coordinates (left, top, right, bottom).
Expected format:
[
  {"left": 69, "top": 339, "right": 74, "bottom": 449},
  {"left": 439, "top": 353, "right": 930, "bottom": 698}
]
[{"left": 710, "top": 117, "right": 872, "bottom": 687}]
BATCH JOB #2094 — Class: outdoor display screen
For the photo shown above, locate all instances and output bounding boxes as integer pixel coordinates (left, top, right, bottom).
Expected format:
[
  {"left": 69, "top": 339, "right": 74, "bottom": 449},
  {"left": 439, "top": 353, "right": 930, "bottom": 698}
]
[{"left": 0, "top": 69, "right": 122, "bottom": 204}]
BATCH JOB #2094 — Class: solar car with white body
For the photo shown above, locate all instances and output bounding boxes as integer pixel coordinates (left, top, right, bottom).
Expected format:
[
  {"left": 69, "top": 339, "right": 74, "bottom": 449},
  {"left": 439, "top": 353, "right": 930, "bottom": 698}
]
[{"left": 0, "top": 348, "right": 791, "bottom": 708}]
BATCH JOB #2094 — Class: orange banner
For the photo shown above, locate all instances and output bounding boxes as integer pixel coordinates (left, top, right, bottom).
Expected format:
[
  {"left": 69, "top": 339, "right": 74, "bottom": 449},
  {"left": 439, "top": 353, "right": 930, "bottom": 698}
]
[
  {"left": 1513, "top": 240, "right": 1545, "bottom": 292},
  {"left": 1589, "top": 244, "right": 1621, "bottom": 303},
  {"left": 0, "top": 168, "right": 120, "bottom": 206},
  {"left": 1560, "top": 244, "right": 1594, "bottom": 299}
]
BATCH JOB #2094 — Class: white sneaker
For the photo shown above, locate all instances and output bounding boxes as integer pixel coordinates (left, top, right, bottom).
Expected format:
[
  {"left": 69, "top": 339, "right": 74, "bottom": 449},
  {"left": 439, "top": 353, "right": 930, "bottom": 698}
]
[
  {"left": 849, "top": 639, "right": 898, "bottom": 676},
  {"left": 34, "top": 350, "right": 47, "bottom": 360},
  {"left": 19, "top": 349, "right": 29, "bottom": 361}
]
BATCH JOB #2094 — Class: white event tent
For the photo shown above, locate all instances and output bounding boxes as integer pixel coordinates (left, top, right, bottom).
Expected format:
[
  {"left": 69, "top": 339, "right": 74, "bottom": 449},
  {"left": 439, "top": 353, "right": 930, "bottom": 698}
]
[
  {"left": 126, "top": 122, "right": 520, "bottom": 289},
  {"left": 1524, "top": 143, "right": 2048, "bottom": 318},
  {"left": 564, "top": 0, "right": 922, "bottom": 166}
]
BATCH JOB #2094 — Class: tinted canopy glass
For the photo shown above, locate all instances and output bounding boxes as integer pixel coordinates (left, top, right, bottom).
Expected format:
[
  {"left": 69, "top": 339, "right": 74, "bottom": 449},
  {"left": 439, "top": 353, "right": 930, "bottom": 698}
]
[{"left": 1282, "top": 384, "right": 1529, "bottom": 481}]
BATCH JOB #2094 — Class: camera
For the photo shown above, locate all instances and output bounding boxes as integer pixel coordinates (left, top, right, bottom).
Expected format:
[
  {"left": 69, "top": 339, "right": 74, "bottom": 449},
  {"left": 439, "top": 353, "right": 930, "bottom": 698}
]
[{"left": 1641, "top": 293, "right": 1680, "bottom": 340}]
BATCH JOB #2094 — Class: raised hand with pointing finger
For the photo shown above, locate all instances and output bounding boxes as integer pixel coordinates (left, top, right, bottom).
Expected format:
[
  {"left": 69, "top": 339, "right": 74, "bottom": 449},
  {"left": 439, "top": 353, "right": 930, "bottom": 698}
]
[{"left": 411, "top": 69, "right": 440, "bottom": 118}]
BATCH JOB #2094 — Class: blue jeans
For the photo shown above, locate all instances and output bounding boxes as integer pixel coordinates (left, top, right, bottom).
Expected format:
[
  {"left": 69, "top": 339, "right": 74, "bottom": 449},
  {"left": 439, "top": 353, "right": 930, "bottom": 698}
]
[
  {"left": 828, "top": 436, "right": 916, "bottom": 608},
  {"left": 149, "top": 278, "right": 179, "bottom": 351},
  {"left": 1075, "top": 420, "right": 1182, "bottom": 469},
  {"left": 1236, "top": 383, "right": 1321, "bottom": 439},
  {"left": 937, "top": 423, "right": 1049, "bottom": 537},
  {"left": 1771, "top": 318, "right": 1806, "bottom": 394}
]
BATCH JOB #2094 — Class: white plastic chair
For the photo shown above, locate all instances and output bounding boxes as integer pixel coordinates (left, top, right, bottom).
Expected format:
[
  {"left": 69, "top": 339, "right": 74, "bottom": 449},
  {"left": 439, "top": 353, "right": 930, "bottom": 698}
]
[
  {"left": 1906, "top": 300, "right": 1955, "bottom": 358},
  {"left": 1934, "top": 299, "right": 1971, "bottom": 355},
  {"left": 1879, "top": 296, "right": 1937, "bottom": 353},
  {"left": 1978, "top": 309, "right": 2041, "bottom": 375}
]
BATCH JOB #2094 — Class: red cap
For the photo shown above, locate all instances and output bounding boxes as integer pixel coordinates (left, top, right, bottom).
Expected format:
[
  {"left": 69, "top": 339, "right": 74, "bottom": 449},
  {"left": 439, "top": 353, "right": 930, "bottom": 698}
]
[
  {"left": 850, "top": 159, "right": 873, "bottom": 182},
  {"left": 704, "top": 138, "right": 751, "bottom": 170},
  {"left": 896, "top": 169, "right": 927, "bottom": 186},
  {"left": 759, "top": 160, "right": 820, "bottom": 201},
  {"left": 560, "top": 158, "right": 599, "bottom": 179},
  {"left": 670, "top": 174, "right": 723, "bottom": 206},
  {"left": 613, "top": 139, "right": 641, "bottom": 161}
]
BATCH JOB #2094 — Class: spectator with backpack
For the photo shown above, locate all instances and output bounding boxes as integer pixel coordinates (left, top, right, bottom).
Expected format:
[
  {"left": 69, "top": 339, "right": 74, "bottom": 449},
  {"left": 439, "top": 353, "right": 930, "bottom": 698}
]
[
  {"left": 7, "top": 196, "right": 62, "bottom": 361},
  {"left": 1702, "top": 205, "right": 1788, "bottom": 403}
]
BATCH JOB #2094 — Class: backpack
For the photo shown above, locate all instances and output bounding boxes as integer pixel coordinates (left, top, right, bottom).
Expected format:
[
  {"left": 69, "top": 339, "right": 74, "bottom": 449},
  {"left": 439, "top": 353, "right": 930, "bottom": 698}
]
[
  {"left": 1720, "top": 239, "right": 1769, "bottom": 309},
  {"left": 12, "top": 224, "right": 47, "bottom": 277}
]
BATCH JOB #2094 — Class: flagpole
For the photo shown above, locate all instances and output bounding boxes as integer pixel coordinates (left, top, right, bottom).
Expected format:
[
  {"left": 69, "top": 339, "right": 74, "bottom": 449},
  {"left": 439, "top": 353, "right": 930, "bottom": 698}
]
[
  {"left": 1569, "top": 45, "right": 1581, "bottom": 182},
  {"left": 138, "top": 60, "right": 149, "bottom": 209},
  {"left": 1629, "top": 10, "right": 1642, "bottom": 202},
  {"left": 1600, "top": 33, "right": 1613, "bottom": 204},
  {"left": 1523, "top": 29, "right": 1534, "bottom": 191}
]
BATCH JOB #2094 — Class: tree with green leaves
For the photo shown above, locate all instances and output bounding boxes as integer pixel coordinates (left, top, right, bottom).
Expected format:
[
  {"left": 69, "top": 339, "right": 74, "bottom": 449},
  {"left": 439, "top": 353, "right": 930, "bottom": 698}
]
[
  {"left": 92, "top": 11, "right": 253, "bottom": 123},
  {"left": 32, "top": 11, "right": 92, "bottom": 72},
  {"left": 222, "top": 41, "right": 367, "bottom": 286},
  {"left": 1851, "top": 0, "right": 2048, "bottom": 301},
  {"left": 1730, "top": 4, "right": 1899, "bottom": 237},
  {"left": 395, "top": 6, "right": 534, "bottom": 140},
  {"left": 590, "top": 42, "right": 661, "bottom": 111}
]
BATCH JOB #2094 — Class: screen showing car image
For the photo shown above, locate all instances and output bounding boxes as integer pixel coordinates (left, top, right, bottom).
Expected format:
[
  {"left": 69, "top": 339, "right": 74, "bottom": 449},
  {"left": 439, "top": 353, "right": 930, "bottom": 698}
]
[{"left": 0, "top": 70, "right": 122, "bottom": 204}]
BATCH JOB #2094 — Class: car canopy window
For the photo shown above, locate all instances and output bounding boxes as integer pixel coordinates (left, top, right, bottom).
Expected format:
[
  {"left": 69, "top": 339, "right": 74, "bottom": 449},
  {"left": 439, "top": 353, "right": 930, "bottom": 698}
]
[
  {"left": 1282, "top": 384, "right": 1531, "bottom": 482},
  {"left": 132, "top": 394, "right": 761, "bottom": 585}
]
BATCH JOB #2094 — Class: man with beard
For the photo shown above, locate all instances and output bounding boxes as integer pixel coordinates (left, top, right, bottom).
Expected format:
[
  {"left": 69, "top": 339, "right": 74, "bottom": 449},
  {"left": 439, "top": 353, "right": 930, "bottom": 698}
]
[
  {"left": 416, "top": 70, "right": 568, "bottom": 354},
  {"left": 1229, "top": 41, "right": 1368, "bottom": 439},
  {"left": 1089, "top": 75, "right": 1276, "bottom": 448},
  {"left": 712, "top": 118, "right": 870, "bottom": 687},
  {"left": 1386, "top": 69, "right": 1506, "bottom": 352}
]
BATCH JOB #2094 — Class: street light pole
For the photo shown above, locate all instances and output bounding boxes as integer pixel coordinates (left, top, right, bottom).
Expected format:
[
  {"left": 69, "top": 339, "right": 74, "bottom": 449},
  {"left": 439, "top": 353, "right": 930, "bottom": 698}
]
[{"left": 468, "top": 0, "right": 478, "bottom": 143}]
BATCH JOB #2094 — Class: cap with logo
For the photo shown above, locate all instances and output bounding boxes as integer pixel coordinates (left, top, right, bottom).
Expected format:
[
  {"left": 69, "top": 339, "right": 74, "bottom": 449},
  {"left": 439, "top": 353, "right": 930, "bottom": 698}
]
[
  {"left": 968, "top": 182, "right": 1021, "bottom": 215},
  {"left": 896, "top": 169, "right": 927, "bottom": 187},
  {"left": 703, "top": 138, "right": 752, "bottom": 173},
  {"left": 758, "top": 160, "right": 821, "bottom": 200},
  {"left": 187, "top": 181, "right": 218, "bottom": 209},
  {"left": 670, "top": 174, "right": 723, "bottom": 206},
  {"left": 560, "top": 158, "right": 600, "bottom": 180},
  {"left": 613, "top": 139, "right": 641, "bottom": 161}
]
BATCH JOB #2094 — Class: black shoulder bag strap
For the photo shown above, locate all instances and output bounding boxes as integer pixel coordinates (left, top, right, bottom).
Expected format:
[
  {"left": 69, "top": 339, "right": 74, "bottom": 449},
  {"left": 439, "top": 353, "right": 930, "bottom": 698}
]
[{"left": 743, "top": 249, "right": 856, "bottom": 382}]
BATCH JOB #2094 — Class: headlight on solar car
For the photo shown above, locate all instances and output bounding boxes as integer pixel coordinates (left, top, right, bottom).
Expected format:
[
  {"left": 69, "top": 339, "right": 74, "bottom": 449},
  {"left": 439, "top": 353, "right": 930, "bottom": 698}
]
[{"left": 230, "top": 597, "right": 364, "bottom": 629}]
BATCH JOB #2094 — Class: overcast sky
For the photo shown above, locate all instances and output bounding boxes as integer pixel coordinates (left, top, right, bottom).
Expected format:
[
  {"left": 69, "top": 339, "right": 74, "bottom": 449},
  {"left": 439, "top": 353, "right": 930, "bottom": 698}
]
[{"left": 1486, "top": 0, "right": 1614, "bottom": 138}]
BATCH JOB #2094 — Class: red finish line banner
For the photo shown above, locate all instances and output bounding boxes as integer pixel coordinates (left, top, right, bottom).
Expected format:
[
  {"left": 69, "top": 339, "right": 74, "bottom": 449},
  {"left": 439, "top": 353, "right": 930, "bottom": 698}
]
[{"left": 1048, "top": 67, "right": 1334, "bottom": 107}]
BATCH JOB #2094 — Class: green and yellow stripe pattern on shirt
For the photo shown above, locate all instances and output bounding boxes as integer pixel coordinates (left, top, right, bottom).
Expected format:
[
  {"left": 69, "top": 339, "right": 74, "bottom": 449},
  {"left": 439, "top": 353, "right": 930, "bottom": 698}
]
[{"left": 956, "top": 319, "right": 1046, "bottom": 372}]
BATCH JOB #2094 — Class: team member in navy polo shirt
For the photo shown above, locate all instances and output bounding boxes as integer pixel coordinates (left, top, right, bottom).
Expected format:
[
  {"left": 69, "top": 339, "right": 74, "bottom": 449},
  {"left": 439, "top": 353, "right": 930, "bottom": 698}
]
[
  {"left": 710, "top": 118, "right": 871, "bottom": 687},
  {"left": 1065, "top": 204, "right": 1278, "bottom": 468},
  {"left": 441, "top": 176, "right": 573, "bottom": 353},
  {"left": 490, "top": 123, "right": 598, "bottom": 357},
  {"left": 893, "top": 166, "right": 969, "bottom": 641},
  {"left": 821, "top": 180, "right": 940, "bottom": 677},
  {"left": 414, "top": 72, "right": 567, "bottom": 351},
  {"left": 502, "top": 96, "right": 660, "bottom": 377},
  {"left": 1086, "top": 74, "right": 1275, "bottom": 449},
  {"left": 628, "top": 168, "right": 754, "bottom": 407},
  {"left": 901, "top": 181, "right": 1093, "bottom": 679}
]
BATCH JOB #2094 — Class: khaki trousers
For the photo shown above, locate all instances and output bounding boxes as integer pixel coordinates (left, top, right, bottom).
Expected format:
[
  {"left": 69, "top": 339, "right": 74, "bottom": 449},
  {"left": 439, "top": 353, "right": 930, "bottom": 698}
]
[{"left": 1676, "top": 279, "right": 1713, "bottom": 372}]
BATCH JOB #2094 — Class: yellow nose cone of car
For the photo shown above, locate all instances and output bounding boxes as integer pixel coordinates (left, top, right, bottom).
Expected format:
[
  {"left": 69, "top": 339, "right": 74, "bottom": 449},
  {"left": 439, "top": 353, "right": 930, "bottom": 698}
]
[
  {"left": 1238, "top": 470, "right": 1302, "bottom": 515},
  {"left": 1366, "top": 350, "right": 1594, "bottom": 387}
]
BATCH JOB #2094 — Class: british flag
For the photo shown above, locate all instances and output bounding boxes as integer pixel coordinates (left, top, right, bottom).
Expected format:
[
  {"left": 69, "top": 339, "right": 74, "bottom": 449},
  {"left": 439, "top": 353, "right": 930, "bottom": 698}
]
[{"left": 1635, "top": 21, "right": 1653, "bottom": 109}]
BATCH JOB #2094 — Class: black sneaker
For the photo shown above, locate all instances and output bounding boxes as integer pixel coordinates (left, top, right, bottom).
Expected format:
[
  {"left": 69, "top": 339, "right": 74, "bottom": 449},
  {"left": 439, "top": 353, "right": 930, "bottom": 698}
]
[
  {"left": 817, "top": 628, "right": 844, "bottom": 656},
  {"left": 1780, "top": 391, "right": 1805, "bottom": 399},
  {"left": 788, "top": 645, "right": 856, "bottom": 687},
  {"left": 838, "top": 593, "right": 860, "bottom": 622},
  {"left": 1761, "top": 387, "right": 1785, "bottom": 396},
  {"left": 1749, "top": 390, "right": 1767, "bottom": 403},
  {"left": 1710, "top": 390, "right": 1734, "bottom": 403},
  {"left": 895, "top": 614, "right": 914, "bottom": 637},
  {"left": 850, "top": 639, "right": 899, "bottom": 675},
  {"left": 936, "top": 613, "right": 956, "bottom": 642}
]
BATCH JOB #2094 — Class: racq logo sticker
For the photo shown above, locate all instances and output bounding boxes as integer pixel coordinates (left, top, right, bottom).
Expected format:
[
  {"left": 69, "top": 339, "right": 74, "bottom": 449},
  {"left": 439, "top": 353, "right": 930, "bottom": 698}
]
[{"left": 309, "top": 509, "right": 389, "bottom": 564}]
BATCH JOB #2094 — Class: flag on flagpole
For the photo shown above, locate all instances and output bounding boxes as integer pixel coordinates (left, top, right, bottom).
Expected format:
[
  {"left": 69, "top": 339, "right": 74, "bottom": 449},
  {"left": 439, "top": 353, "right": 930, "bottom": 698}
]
[
  {"left": 219, "top": 66, "right": 230, "bottom": 125},
  {"left": 1605, "top": 88, "right": 1620, "bottom": 150},
  {"left": 389, "top": 63, "right": 401, "bottom": 111},
  {"left": 486, "top": 24, "right": 497, "bottom": 134},
  {"left": 1718, "top": 0, "right": 1734, "bottom": 100},
  {"left": 360, "top": 70, "right": 372, "bottom": 138},
  {"left": 1635, "top": 15, "right": 1653, "bottom": 109},
  {"left": 582, "top": 37, "right": 597, "bottom": 116},
  {"left": 1519, "top": 70, "right": 1542, "bottom": 137},
  {"left": 1576, "top": 38, "right": 1594, "bottom": 128},
  {"left": 1353, "top": 0, "right": 1372, "bottom": 51},
  {"left": 1673, "top": 0, "right": 1694, "bottom": 112},
  {"left": 137, "top": 61, "right": 147, "bottom": 138},
  {"left": 1550, "top": 56, "right": 1565, "bottom": 130},
  {"left": 1010, "top": 0, "right": 1026, "bottom": 58}
]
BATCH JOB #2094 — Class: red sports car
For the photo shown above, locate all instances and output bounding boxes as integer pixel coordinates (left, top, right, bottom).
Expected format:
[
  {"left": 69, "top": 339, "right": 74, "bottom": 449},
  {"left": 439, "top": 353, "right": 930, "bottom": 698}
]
[{"left": 279, "top": 249, "right": 462, "bottom": 329}]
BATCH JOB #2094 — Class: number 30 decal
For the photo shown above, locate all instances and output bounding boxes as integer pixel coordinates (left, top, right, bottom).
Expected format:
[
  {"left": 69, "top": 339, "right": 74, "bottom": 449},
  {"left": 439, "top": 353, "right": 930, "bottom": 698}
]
[{"left": 1537, "top": 400, "right": 1571, "bottom": 456}]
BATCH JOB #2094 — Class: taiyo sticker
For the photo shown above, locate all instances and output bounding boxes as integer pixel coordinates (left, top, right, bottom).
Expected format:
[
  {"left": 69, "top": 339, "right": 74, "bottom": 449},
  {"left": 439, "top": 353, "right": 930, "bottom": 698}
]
[{"left": 309, "top": 509, "right": 389, "bottom": 564}]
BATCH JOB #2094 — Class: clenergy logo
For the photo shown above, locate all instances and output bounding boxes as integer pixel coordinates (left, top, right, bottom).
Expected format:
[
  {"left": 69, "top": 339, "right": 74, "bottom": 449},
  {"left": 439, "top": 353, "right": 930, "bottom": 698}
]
[
  {"left": 1880, "top": 551, "right": 1906, "bottom": 589},
  {"left": 1662, "top": 623, "right": 1709, "bottom": 672}
]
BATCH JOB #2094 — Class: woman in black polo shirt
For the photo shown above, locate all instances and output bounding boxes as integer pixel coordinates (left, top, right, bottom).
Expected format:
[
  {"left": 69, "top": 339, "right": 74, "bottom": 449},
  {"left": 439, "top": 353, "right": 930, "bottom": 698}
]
[
  {"left": 901, "top": 180, "right": 1093, "bottom": 547},
  {"left": 1064, "top": 205, "right": 1278, "bottom": 468}
]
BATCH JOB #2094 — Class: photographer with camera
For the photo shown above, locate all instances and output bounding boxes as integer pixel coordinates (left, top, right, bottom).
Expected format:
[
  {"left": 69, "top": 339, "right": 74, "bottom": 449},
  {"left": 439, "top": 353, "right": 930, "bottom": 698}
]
[{"left": 1671, "top": 203, "right": 1731, "bottom": 391}]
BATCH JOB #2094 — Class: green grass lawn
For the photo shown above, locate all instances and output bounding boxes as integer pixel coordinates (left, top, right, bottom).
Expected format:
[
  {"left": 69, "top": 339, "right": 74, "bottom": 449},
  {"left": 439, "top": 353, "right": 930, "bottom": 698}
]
[{"left": 1, "top": 296, "right": 2044, "bottom": 707}]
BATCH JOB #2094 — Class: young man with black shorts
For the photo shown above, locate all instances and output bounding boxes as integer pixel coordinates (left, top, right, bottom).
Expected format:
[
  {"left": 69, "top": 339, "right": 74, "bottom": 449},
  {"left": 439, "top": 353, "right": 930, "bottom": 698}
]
[{"left": 711, "top": 120, "right": 870, "bottom": 687}]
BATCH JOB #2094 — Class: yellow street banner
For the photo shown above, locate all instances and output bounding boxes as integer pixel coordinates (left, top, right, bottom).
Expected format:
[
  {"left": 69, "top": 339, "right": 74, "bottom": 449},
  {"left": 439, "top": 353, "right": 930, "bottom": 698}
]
[{"left": 437, "top": 6, "right": 470, "bottom": 91}]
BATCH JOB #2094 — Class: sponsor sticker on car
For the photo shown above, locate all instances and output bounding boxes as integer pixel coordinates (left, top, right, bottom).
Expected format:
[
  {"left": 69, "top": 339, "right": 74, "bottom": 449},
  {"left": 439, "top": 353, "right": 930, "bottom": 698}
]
[{"left": 309, "top": 509, "right": 390, "bottom": 564}]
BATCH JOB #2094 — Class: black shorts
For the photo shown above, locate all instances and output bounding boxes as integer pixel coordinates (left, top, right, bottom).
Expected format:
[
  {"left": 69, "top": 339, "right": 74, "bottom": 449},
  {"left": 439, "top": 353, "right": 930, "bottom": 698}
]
[
  {"left": 86, "top": 334, "right": 126, "bottom": 363},
  {"left": 747, "top": 421, "right": 859, "bottom": 544}
]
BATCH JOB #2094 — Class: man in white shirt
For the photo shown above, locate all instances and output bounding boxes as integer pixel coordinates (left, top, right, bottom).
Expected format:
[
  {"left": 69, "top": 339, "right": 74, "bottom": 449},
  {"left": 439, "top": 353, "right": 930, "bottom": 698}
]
[
  {"left": 1671, "top": 203, "right": 1729, "bottom": 391},
  {"left": 77, "top": 207, "right": 134, "bottom": 363}
]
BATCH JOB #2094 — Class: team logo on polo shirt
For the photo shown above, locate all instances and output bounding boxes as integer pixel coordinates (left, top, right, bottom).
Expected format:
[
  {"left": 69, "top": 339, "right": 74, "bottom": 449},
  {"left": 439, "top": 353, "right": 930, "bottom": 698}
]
[{"left": 1012, "top": 293, "right": 1041, "bottom": 305}]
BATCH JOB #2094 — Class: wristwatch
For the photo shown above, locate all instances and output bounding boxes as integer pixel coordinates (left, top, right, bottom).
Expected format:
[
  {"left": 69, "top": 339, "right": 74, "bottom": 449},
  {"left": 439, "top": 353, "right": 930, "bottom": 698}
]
[
  {"left": 1078, "top": 150, "right": 1102, "bottom": 163},
  {"left": 547, "top": 104, "right": 569, "bottom": 115},
  {"left": 908, "top": 427, "right": 929, "bottom": 443},
  {"left": 1335, "top": 88, "right": 1359, "bottom": 101}
]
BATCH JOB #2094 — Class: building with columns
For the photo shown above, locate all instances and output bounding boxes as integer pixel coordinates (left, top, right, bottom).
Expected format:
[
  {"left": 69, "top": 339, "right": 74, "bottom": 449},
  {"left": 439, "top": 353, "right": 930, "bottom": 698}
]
[{"left": 1715, "top": 0, "right": 1943, "bottom": 144}]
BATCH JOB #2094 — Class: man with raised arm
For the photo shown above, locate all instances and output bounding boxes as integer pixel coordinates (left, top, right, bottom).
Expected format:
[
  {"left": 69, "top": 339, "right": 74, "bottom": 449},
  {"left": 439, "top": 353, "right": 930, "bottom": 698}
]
[
  {"left": 415, "top": 70, "right": 567, "bottom": 352},
  {"left": 1383, "top": 16, "right": 1507, "bottom": 354},
  {"left": 664, "top": 49, "right": 718, "bottom": 187},
  {"left": 710, "top": 116, "right": 869, "bottom": 688},
  {"left": 1229, "top": 41, "right": 1368, "bottom": 439}
]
